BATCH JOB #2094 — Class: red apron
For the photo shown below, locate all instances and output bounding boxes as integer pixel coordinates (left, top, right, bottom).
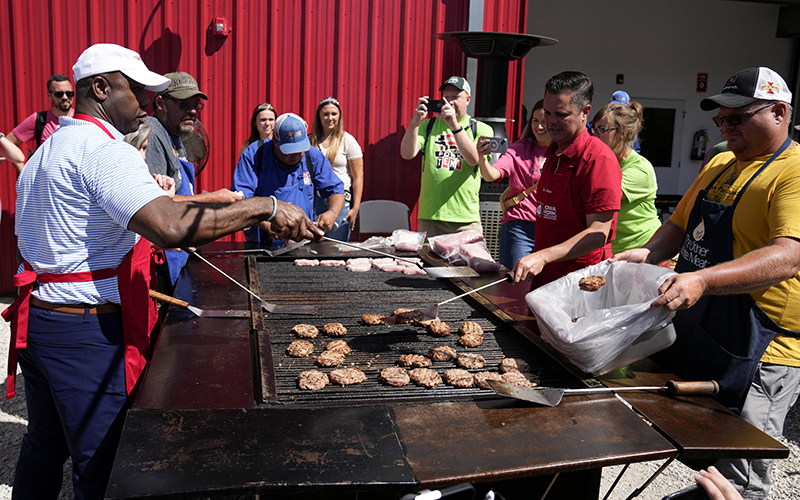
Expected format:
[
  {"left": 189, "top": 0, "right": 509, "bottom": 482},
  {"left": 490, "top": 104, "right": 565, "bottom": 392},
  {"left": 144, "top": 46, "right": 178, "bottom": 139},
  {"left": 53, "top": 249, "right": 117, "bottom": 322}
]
[{"left": 2, "top": 114, "right": 158, "bottom": 400}]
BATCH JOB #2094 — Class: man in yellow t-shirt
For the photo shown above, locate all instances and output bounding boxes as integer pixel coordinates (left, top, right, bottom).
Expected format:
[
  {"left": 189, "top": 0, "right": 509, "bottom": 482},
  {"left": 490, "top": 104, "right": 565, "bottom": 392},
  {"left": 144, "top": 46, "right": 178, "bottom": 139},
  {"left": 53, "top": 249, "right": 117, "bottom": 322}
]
[{"left": 613, "top": 67, "right": 800, "bottom": 499}]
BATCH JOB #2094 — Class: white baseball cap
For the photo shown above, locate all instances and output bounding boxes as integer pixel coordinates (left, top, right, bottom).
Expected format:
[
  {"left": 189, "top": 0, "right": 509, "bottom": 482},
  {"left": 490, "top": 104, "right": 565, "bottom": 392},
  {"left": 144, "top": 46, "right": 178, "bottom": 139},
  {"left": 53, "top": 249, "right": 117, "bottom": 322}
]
[
  {"left": 700, "top": 67, "right": 792, "bottom": 111},
  {"left": 73, "top": 43, "right": 170, "bottom": 92}
]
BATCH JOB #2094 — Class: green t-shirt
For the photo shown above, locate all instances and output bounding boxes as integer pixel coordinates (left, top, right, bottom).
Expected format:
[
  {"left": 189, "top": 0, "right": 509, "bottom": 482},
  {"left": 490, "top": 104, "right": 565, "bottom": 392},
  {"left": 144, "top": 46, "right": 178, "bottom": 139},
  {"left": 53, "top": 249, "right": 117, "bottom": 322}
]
[
  {"left": 612, "top": 150, "right": 662, "bottom": 254},
  {"left": 415, "top": 116, "right": 492, "bottom": 223}
]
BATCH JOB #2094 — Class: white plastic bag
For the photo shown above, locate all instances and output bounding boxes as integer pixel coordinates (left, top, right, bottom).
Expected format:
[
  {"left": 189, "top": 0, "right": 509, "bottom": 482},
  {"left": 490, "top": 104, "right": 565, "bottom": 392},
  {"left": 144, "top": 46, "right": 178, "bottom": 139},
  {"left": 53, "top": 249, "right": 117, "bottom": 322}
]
[
  {"left": 525, "top": 260, "right": 677, "bottom": 374},
  {"left": 428, "top": 230, "right": 484, "bottom": 264}
]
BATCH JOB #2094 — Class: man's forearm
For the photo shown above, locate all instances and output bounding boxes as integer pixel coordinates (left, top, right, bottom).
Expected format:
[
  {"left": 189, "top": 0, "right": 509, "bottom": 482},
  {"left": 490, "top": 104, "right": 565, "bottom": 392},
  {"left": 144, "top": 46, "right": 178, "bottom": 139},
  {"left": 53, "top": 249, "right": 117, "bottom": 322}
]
[
  {"left": 454, "top": 131, "right": 480, "bottom": 166},
  {"left": 400, "top": 121, "right": 421, "bottom": 160},
  {"left": 642, "top": 221, "right": 684, "bottom": 264},
  {"left": 326, "top": 193, "right": 345, "bottom": 216}
]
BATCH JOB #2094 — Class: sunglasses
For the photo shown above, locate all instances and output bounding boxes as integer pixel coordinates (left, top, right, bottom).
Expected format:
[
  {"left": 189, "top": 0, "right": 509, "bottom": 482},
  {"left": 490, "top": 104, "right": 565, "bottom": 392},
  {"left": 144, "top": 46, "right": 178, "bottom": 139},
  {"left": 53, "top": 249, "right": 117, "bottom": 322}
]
[
  {"left": 51, "top": 91, "right": 74, "bottom": 98},
  {"left": 163, "top": 95, "right": 205, "bottom": 111},
  {"left": 712, "top": 102, "right": 774, "bottom": 128}
]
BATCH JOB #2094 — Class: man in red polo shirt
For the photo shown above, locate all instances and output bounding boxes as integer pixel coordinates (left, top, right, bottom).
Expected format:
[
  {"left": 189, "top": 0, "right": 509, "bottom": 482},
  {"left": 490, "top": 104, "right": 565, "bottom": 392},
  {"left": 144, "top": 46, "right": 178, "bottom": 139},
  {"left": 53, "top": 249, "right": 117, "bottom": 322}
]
[{"left": 512, "top": 71, "right": 621, "bottom": 286}]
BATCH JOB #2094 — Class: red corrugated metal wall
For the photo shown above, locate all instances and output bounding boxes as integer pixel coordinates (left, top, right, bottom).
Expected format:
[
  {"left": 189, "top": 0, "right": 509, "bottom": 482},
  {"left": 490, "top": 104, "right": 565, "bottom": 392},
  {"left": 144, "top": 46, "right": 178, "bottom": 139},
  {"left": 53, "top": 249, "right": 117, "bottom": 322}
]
[{"left": 0, "top": 0, "right": 526, "bottom": 294}]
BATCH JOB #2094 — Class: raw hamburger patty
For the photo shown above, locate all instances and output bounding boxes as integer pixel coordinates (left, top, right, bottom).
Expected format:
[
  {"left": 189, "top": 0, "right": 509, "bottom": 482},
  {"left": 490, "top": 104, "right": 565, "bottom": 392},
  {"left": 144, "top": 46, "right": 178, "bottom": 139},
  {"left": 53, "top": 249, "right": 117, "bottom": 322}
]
[
  {"left": 395, "top": 309, "right": 425, "bottom": 324},
  {"left": 579, "top": 275, "right": 606, "bottom": 292},
  {"left": 380, "top": 366, "right": 410, "bottom": 387},
  {"left": 398, "top": 354, "right": 432, "bottom": 368},
  {"left": 456, "top": 352, "right": 486, "bottom": 369},
  {"left": 443, "top": 369, "right": 474, "bottom": 388},
  {"left": 326, "top": 340, "right": 352, "bottom": 355},
  {"left": 330, "top": 368, "right": 366, "bottom": 386},
  {"left": 428, "top": 345, "right": 458, "bottom": 362},
  {"left": 458, "top": 332, "right": 484, "bottom": 348},
  {"left": 292, "top": 324, "right": 319, "bottom": 338},
  {"left": 298, "top": 370, "right": 329, "bottom": 390},
  {"left": 361, "top": 314, "right": 385, "bottom": 325},
  {"left": 286, "top": 340, "right": 314, "bottom": 358},
  {"left": 426, "top": 318, "right": 451, "bottom": 337},
  {"left": 408, "top": 368, "right": 442, "bottom": 388},
  {"left": 323, "top": 323, "right": 348, "bottom": 337},
  {"left": 501, "top": 371, "right": 540, "bottom": 388},
  {"left": 316, "top": 350, "right": 345, "bottom": 367},
  {"left": 473, "top": 371, "right": 504, "bottom": 390},
  {"left": 459, "top": 321, "right": 484, "bottom": 336},
  {"left": 500, "top": 358, "right": 531, "bottom": 374}
]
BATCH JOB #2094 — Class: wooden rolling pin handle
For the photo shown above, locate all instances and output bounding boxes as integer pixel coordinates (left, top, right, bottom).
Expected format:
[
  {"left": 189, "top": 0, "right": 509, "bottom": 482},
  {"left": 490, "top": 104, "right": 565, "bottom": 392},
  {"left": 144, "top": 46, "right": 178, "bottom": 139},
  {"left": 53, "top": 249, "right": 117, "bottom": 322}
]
[
  {"left": 666, "top": 380, "right": 719, "bottom": 396},
  {"left": 149, "top": 289, "right": 190, "bottom": 309}
]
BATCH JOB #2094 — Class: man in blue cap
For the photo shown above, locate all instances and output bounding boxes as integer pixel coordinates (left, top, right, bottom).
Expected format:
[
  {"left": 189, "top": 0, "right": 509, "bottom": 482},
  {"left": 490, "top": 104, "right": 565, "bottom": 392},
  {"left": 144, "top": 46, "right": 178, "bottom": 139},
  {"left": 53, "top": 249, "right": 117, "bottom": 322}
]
[{"left": 232, "top": 112, "right": 344, "bottom": 247}]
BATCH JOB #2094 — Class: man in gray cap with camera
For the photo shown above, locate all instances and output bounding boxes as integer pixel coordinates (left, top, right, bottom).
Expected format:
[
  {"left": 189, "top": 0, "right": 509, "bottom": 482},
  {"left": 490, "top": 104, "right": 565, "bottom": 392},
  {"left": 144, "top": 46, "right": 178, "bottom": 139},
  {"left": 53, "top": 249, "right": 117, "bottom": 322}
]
[{"left": 614, "top": 66, "right": 800, "bottom": 498}]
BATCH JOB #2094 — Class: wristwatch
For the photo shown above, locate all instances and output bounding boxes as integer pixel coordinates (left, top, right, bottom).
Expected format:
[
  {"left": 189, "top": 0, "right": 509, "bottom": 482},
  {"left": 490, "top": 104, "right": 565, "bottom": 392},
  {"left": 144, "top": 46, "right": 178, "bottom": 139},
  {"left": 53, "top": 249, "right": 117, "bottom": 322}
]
[{"left": 452, "top": 127, "right": 464, "bottom": 135}]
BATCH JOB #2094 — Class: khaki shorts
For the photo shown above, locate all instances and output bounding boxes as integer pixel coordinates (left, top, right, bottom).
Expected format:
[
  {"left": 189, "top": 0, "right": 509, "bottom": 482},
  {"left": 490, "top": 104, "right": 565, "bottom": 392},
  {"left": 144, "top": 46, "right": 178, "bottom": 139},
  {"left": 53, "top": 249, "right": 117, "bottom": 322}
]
[{"left": 417, "top": 219, "right": 483, "bottom": 238}]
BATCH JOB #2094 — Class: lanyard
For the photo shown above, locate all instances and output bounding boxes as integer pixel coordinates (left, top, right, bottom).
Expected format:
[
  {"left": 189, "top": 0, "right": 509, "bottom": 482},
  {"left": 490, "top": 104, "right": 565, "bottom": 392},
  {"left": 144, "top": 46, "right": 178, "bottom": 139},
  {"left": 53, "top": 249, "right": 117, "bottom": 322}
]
[{"left": 73, "top": 113, "right": 116, "bottom": 139}]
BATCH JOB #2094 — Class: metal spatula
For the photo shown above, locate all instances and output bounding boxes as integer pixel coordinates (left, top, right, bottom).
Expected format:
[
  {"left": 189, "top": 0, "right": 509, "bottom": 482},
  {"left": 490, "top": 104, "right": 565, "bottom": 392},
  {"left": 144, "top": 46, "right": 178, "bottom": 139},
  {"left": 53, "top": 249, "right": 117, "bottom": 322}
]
[
  {"left": 186, "top": 248, "right": 319, "bottom": 315},
  {"left": 149, "top": 290, "right": 250, "bottom": 318},
  {"left": 322, "top": 237, "right": 479, "bottom": 278},
  {"left": 382, "top": 274, "right": 514, "bottom": 324},
  {"left": 487, "top": 380, "right": 719, "bottom": 407}
]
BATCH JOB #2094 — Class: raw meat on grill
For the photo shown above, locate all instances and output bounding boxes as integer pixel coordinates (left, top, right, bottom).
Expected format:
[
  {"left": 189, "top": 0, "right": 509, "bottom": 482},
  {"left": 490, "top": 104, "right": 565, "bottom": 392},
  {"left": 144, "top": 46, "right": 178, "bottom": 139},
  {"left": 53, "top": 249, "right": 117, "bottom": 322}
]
[
  {"left": 402, "top": 266, "right": 426, "bottom": 275},
  {"left": 294, "top": 259, "right": 320, "bottom": 267},
  {"left": 319, "top": 260, "right": 346, "bottom": 267},
  {"left": 346, "top": 259, "right": 372, "bottom": 272}
]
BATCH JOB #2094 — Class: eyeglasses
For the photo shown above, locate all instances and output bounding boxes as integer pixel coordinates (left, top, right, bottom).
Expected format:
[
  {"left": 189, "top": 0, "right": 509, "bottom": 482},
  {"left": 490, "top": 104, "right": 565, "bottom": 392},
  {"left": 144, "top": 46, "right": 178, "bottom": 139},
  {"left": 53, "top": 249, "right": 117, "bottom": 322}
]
[
  {"left": 712, "top": 102, "right": 774, "bottom": 128},
  {"left": 51, "top": 91, "right": 74, "bottom": 98},
  {"left": 591, "top": 126, "right": 616, "bottom": 135},
  {"left": 163, "top": 95, "right": 205, "bottom": 111}
]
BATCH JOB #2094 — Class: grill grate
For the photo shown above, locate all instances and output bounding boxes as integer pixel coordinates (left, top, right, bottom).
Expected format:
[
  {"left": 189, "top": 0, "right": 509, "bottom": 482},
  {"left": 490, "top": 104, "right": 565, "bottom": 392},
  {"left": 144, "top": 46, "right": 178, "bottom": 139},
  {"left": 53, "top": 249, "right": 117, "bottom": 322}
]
[{"left": 257, "top": 261, "right": 581, "bottom": 407}]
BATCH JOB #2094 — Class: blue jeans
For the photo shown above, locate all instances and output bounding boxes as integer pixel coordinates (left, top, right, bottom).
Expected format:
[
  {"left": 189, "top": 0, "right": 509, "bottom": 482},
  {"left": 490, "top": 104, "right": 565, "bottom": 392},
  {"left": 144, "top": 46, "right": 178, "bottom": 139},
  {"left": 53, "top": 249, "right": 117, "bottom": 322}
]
[
  {"left": 498, "top": 219, "right": 536, "bottom": 270},
  {"left": 315, "top": 194, "right": 351, "bottom": 241}
]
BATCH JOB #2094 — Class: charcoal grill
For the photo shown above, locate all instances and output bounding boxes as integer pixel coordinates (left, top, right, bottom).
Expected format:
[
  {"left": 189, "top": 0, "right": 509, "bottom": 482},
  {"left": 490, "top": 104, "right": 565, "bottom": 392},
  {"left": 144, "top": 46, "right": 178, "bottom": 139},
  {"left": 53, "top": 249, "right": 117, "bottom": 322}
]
[{"left": 253, "top": 259, "right": 584, "bottom": 407}]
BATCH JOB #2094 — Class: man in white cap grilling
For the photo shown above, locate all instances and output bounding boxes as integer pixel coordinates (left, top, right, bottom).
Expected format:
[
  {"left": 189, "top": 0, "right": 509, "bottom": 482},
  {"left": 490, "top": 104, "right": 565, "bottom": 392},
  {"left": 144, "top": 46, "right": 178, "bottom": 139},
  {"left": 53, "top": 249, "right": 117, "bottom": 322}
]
[{"left": 3, "top": 43, "right": 320, "bottom": 499}]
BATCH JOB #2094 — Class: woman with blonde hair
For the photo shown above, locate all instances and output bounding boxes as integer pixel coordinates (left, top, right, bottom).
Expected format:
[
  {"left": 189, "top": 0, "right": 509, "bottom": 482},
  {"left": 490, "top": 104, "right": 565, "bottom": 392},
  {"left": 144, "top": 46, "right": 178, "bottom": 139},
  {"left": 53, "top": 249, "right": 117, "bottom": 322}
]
[
  {"left": 591, "top": 100, "right": 661, "bottom": 253},
  {"left": 309, "top": 96, "right": 364, "bottom": 240}
]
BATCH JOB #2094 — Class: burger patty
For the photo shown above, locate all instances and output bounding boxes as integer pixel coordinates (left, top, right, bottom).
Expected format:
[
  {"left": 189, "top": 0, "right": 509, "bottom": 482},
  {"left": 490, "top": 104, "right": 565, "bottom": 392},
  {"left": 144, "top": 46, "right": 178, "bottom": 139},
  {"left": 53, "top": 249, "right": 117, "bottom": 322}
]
[
  {"left": 426, "top": 318, "right": 451, "bottom": 337},
  {"left": 298, "top": 370, "right": 329, "bottom": 390},
  {"left": 316, "top": 350, "right": 346, "bottom": 367},
  {"left": 456, "top": 352, "right": 486, "bottom": 369},
  {"left": 325, "top": 339, "right": 352, "bottom": 355},
  {"left": 395, "top": 309, "right": 425, "bottom": 324},
  {"left": 443, "top": 368, "right": 474, "bottom": 388},
  {"left": 292, "top": 324, "right": 319, "bottom": 338},
  {"left": 459, "top": 321, "right": 484, "bottom": 336},
  {"left": 323, "top": 322, "right": 348, "bottom": 337},
  {"left": 286, "top": 340, "right": 314, "bottom": 358},
  {"left": 579, "top": 275, "right": 606, "bottom": 292},
  {"left": 361, "top": 314, "right": 385, "bottom": 325},
  {"left": 398, "top": 354, "right": 432, "bottom": 368},
  {"left": 329, "top": 368, "right": 366, "bottom": 386},
  {"left": 379, "top": 366, "right": 410, "bottom": 387},
  {"left": 501, "top": 371, "right": 540, "bottom": 388},
  {"left": 458, "top": 332, "right": 484, "bottom": 348},
  {"left": 408, "top": 368, "right": 442, "bottom": 388},
  {"left": 500, "top": 357, "right": 531, "bottom": 374},
  {"left": 428, "top": 345, "right": 458, "bottom": 362},
  {"left": 473, "top": 371, "right": 504, "bottom": 390}
]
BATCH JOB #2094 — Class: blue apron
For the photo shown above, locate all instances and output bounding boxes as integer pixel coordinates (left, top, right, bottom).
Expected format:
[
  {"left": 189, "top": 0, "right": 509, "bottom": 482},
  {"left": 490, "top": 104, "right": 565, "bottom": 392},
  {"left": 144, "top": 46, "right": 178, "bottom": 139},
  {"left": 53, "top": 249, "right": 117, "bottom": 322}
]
[
  {"left": 163, "top": 141, "right": 195, "bottom": 285},
  {"left": 651, "top": 137, "right": 799, "bottom": 413},
  {"left": 246, "top": 152, "right": 316, "bottom": 249}
]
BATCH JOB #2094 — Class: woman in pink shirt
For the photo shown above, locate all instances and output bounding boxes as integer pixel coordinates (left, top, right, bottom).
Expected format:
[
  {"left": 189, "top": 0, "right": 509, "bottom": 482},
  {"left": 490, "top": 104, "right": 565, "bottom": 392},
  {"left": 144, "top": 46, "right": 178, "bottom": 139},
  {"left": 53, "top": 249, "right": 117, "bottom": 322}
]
[{"left": 478, "top": 99, "right": 551, "bottom": 269}]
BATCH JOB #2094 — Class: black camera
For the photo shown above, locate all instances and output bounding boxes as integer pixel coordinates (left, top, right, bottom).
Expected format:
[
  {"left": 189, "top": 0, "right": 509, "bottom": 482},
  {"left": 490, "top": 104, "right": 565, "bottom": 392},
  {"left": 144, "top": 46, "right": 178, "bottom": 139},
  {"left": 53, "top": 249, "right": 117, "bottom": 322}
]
[{"left": 427, "top": 99, "right": 445, "bottom": 113}]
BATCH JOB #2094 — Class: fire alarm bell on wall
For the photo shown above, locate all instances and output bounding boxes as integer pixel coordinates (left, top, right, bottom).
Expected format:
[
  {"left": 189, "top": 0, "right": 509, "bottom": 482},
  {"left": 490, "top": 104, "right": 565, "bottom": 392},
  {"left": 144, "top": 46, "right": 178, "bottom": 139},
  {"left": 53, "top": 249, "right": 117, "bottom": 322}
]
[{"left": 212, "top": 17, "right": 231, "bottom": 36}]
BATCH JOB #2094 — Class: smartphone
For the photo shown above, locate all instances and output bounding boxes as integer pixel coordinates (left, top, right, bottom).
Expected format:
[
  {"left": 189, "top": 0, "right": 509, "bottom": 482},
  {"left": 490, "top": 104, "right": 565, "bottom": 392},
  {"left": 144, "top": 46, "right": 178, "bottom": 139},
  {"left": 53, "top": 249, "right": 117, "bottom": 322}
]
[
  {"left": 427, "top": 99, "right": 445, "bottom": 113},
  {"left": 661, "top": 484, "right": 710, "bottom": 500},
  {"left": 485, "top": 137, "right": 509, "bottom": 154}
]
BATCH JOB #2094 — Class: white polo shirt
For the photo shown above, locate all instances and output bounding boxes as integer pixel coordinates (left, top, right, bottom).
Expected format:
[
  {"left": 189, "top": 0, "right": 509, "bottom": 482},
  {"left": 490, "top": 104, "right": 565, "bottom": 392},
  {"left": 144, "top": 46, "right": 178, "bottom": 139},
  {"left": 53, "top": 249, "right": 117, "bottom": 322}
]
[{"left": 15, "top": 116, "right": 167, "bottom": 305}]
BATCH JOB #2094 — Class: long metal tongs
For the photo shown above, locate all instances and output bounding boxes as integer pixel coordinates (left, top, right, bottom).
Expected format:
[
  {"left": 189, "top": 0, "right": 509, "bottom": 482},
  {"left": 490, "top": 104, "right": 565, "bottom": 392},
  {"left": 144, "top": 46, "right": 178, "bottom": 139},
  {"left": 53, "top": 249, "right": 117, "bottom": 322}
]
[
  {"left": 322, "top": 237, "right": 478, "bottom": 278},
  {"left": 186, "top": 248, "right": 318, "bottom": 315}
]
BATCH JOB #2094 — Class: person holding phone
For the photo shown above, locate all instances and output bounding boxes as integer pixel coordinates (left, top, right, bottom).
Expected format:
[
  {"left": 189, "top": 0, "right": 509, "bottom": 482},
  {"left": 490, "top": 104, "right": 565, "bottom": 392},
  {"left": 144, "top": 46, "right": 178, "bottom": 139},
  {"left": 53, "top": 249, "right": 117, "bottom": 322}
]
[
  {"left": 477, "top": 99, "right": 551, "bottom": 269},
  {"left": 400, "top": 76, "right": 492, "bottom": 237},
  {"left": 591, "top": 99, "right": 661, "bottom": 254}
]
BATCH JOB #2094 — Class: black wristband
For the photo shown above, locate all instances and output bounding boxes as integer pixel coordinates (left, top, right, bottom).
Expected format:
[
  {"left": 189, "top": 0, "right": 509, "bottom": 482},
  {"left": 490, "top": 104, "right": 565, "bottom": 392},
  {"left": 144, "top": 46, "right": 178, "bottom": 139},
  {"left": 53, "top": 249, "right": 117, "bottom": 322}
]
[{"left": 452, "top": 127, "right": 464, "bottom": 135}]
